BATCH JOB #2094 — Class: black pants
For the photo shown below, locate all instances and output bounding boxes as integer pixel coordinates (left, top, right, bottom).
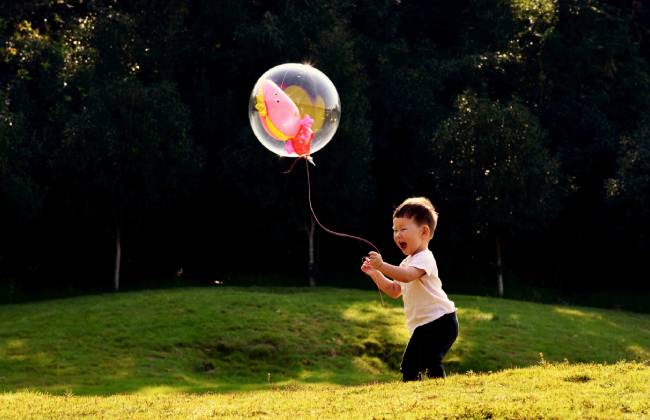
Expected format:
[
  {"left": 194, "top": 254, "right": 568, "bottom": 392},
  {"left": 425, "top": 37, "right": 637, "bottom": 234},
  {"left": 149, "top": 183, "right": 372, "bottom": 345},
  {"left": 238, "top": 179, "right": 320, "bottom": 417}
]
[{"left": 400, "top": 312, "right": 458, "bottom": 381}]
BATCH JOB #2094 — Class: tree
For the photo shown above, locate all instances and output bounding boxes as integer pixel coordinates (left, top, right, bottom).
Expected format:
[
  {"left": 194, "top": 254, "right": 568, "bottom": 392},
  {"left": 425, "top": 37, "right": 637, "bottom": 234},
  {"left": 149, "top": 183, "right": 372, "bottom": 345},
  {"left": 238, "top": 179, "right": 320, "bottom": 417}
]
[
  {"left": 609, "top": 117, "right": 650, "bottom": 258},
  {"left": 430, "top": 91, "right": 561, "bottom": 296},
  {"left": 616, "top": 119, "right": 650, "bottom": 218},
  {"left": 0, "top": 105, "right": 44, "bottom": 300},
  {"left": 0, "top": 16, "right": 65, "bottom": 298},
  {"left": 529, "top": 0, "right": 650, "bottom": 291},
  {"left": 59, "top": 78, "right": 200, "bottom": 292}
]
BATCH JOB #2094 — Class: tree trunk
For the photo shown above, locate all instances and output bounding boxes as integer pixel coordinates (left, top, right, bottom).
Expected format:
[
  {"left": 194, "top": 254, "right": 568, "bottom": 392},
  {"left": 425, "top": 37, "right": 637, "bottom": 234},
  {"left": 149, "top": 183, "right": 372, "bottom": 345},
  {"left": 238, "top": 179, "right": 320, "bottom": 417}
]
[
  {"left": 308, "top": 217, "right": 317, "bottom": 287},
  {"left": 113, "top": 226, "right": 122, "bottom": 292},
  {"left": 496, "top": 234, "right": 504, "bottom": 297}
]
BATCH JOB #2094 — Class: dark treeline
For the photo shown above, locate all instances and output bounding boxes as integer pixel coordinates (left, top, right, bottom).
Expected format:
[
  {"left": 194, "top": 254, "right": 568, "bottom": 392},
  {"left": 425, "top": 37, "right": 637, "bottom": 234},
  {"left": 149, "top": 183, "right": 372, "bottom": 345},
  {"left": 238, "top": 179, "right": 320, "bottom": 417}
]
[{"left": 1, "top": 0, "right": 649, "bottom": 306}]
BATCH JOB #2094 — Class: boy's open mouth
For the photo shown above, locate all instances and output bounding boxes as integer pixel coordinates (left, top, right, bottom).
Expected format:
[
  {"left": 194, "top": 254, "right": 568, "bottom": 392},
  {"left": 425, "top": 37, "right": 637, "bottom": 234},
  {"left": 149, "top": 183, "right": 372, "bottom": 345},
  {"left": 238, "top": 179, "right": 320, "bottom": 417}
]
[{"left": 399, "top": 242, "right": 407, "bottom": 250}]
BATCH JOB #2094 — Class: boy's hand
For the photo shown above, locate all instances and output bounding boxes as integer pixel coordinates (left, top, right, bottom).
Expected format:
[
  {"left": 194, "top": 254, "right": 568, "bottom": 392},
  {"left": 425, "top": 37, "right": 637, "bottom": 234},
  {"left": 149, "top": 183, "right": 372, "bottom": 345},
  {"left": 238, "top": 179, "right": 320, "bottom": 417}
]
[
  {"left": 360, "top": 258, "right": 376, "bottom": 276},
  {"left": 366, "top": 251, "right": 384, "bottom": 270}
]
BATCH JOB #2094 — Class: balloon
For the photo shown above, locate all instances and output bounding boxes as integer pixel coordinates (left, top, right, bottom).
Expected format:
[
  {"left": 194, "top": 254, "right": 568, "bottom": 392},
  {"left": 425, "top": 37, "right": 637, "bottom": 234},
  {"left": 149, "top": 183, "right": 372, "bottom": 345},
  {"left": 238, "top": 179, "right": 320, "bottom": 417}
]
[{"left": 249, "top": 63, "right": 341, "bottom": 159}]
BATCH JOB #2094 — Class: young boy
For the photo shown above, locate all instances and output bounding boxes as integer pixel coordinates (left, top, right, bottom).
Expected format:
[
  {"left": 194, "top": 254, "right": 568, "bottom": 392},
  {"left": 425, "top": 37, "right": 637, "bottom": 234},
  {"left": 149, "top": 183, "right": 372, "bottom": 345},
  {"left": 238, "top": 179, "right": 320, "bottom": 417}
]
[{"left": 361, "top": 197, "right": 458, "bottom": 381}]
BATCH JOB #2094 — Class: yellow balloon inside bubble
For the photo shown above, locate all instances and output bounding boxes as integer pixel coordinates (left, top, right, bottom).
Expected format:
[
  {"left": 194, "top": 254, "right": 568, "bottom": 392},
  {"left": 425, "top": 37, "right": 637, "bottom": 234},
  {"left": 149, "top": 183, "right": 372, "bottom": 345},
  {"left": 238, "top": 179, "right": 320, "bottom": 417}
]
[{"left": 284, "top": 85, "right": 326, "bottom": 133}]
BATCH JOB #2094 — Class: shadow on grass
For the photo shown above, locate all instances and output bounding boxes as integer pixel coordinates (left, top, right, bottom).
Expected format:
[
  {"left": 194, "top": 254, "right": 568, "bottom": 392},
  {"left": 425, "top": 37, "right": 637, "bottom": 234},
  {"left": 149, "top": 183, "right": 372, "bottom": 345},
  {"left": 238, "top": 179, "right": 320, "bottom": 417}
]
[{"left": 0, "top": 287, "right": 649, "bottom": 395}]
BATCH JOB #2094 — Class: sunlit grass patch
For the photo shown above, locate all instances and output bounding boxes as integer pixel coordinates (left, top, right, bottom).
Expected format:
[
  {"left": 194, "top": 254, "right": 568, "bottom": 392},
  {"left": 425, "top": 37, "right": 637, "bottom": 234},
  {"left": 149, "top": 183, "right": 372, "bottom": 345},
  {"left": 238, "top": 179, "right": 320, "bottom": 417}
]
[{"left": 1, "top": 361, "right": 648, "bottom": 419}]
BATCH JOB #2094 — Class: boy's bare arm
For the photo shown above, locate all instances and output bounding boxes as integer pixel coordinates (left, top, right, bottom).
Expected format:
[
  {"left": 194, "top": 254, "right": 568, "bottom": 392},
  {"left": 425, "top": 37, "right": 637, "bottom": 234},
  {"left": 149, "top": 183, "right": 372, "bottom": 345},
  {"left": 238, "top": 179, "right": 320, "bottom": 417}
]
[
  {"left": 377, "top": 262, "right": 424, "bottom": 283},
  {"left": 368, "top": 270, "right": 402, "bottom": 299}
]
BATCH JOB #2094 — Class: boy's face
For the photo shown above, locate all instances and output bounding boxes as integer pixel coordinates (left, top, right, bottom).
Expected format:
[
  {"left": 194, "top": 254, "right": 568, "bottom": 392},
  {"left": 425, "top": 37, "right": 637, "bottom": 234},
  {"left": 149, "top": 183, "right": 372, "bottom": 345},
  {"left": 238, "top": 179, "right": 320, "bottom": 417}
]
[{"left": 392, "top": 217, "right": 430, "bottom": 256}]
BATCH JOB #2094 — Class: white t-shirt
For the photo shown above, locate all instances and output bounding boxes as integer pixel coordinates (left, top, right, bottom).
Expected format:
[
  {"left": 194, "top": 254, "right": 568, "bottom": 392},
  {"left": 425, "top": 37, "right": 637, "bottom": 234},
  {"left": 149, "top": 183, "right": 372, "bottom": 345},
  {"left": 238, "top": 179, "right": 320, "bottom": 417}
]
[{"left": 397, "top": 249, "right": 456, "bottom": 335}]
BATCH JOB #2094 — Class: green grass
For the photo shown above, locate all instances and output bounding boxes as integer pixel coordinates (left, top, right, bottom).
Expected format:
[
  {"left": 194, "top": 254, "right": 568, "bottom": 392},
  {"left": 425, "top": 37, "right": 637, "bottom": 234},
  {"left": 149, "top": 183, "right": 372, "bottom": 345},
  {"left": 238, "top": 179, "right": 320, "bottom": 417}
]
[{"left": 0, "top": 286, "right": 649, "bottom": 417}]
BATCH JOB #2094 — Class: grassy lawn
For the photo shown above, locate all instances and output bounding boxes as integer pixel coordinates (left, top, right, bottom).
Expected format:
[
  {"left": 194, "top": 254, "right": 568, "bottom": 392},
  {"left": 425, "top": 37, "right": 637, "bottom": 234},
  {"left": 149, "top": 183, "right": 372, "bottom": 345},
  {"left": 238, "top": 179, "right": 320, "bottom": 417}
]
[
  {"left": 1, "top": 362, "right": 648, "bottom": 418},
  {"left": 0, "top": 286, "right": 649, "bottom": 417}
]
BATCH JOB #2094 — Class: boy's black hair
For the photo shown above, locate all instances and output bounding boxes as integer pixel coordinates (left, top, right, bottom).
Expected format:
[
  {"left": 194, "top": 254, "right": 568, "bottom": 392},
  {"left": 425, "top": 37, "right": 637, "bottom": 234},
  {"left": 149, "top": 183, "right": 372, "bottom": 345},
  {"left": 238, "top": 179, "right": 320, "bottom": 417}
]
[{"left": 393, "top": 197, "right": 438, "bottom": 238}]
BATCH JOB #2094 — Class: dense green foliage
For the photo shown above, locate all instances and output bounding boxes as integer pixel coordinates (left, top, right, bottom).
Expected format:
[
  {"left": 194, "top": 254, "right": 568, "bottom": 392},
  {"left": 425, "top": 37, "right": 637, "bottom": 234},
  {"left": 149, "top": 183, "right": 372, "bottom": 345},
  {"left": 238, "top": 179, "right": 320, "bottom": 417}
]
[
  {"left": 1, "top": 287, "right": 648, "bottom": 394},
  {"left": 1, "top": 1, "right": 649, "bottom": 302}
]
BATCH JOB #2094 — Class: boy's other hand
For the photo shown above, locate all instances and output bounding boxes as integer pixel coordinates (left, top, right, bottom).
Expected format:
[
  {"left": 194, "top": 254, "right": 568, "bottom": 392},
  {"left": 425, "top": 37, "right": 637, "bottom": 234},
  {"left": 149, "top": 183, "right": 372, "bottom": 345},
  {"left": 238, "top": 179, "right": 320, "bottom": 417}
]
[{"left": 366, "top": 251, "right": 384, "bottom": 270}]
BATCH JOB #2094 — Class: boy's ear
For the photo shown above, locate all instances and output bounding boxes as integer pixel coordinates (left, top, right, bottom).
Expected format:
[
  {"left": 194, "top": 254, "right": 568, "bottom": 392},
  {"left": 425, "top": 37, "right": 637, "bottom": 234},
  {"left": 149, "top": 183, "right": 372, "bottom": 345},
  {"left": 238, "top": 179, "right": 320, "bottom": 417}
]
[{"left": 422, "top": 225, "right": 431, "bottom": 238}]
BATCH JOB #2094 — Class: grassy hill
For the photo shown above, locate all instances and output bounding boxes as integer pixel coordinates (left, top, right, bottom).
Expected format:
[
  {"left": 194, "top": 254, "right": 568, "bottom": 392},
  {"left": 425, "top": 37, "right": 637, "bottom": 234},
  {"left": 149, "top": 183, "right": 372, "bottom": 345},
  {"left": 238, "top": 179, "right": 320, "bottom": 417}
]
[
  {"left": 1, "top": 287, "right": 648, "bottom": 396},
  {"left": 1, "top": 287, "right": 649, "bottom": 418}
]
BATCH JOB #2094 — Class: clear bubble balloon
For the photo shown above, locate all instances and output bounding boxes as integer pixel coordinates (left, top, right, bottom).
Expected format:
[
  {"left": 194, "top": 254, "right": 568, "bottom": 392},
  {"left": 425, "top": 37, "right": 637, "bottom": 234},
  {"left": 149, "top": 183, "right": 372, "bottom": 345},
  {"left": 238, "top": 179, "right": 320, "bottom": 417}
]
[{"left": 249, "top": 63, "right": 341, "bottom": 158}]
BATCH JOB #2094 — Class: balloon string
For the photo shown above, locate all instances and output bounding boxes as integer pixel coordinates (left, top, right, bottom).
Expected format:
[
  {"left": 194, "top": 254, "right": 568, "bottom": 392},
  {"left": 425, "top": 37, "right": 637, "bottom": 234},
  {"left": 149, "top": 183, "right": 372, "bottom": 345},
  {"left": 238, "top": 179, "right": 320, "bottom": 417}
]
[
  {"left": 304, "top": 158, "right": 379, "bottom": 252},
  {"left": 302, "top": 158, "right": 384, "bottom": 306}
]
